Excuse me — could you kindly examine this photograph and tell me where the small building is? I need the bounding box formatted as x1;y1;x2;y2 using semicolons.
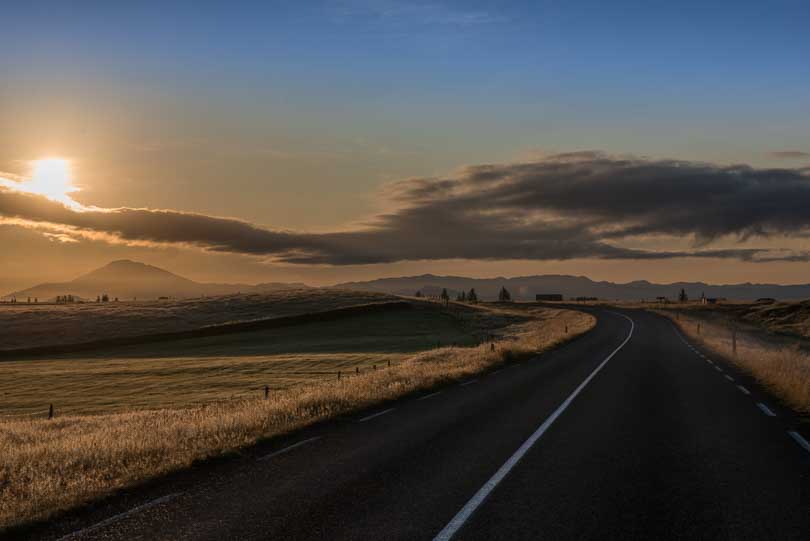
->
536;294;563;301
655;296;669;303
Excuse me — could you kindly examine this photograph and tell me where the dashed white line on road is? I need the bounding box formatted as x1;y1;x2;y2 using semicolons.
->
433;311;636;541
737;385;751;395
56;492;182;541
724;375;735;382
417;391;442;401
788;431;810;454
460;379;478;386
714;366;724;373
757;403;777;417
357;408;395;422
259;437;321;461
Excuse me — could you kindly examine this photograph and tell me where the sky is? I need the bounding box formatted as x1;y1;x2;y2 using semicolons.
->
1;0;810;291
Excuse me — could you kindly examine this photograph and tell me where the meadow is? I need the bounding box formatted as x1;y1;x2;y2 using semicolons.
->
0;288;397;350
0;304;480;416
0;298;594;531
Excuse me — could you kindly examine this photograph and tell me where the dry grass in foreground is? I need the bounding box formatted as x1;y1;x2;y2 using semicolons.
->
661;311;810;415
0;306;593;531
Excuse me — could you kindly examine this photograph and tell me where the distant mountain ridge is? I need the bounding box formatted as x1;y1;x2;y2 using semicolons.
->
5;260;309;301
334;274;810;301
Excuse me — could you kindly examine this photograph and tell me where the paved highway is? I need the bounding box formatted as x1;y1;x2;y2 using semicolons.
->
29;308;810;540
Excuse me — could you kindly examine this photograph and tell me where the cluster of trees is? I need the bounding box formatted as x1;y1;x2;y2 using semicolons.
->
0;297;35;304
96;294;110;302
414;286;514;303
55;295;78;304
454;289;479;303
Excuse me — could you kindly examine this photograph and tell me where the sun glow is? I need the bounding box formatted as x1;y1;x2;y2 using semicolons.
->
24;158;81;208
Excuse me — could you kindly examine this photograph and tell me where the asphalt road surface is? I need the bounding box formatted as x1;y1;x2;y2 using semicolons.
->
26;308;810;541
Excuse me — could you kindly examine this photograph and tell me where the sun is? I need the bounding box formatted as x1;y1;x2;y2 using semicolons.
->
26;158;81;208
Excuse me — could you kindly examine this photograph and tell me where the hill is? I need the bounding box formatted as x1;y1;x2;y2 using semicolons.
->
335;274;810;301
5;260;308;301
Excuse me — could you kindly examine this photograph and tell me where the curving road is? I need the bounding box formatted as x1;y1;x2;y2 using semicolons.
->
28;308;810;541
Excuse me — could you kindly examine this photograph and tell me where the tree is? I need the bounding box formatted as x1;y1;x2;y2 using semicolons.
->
499;286;512;302
102;294;109;302
440;288;449;304
414;290;423;298
468;288;478;303
678;288;688;303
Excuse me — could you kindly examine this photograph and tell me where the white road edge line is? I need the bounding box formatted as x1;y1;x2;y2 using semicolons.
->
56;493;182;541
757;403;777;417
357;408;395;423
418;391;443;401
714;366;724;373
460;379;478;386
259;436;321;461
788;431;810;454
432;311;635;541
737;385;751;395
724;375;735;382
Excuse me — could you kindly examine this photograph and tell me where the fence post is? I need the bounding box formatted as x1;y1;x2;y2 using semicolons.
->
338;370;341;380
697;323;701;335
373;364;377;371
264;385;269;400
356;367;359;375
565;324;568;334
490;343;495;352
48;403;54;420
387;359;391;368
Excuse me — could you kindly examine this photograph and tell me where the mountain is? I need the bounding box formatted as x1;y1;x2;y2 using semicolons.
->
334;274;810;301
5;260;308;301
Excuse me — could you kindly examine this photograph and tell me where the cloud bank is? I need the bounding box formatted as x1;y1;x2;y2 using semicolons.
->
3;152;810;265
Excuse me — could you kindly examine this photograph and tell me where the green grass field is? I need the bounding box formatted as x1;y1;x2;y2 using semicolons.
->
0;305;477;416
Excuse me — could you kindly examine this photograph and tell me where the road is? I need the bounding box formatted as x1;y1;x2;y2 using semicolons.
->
30;308;810;541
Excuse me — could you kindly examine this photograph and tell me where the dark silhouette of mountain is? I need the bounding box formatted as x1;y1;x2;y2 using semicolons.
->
6;260;308;301
334;274;810;301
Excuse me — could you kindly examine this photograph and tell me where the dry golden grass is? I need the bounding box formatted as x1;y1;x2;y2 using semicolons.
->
0;305;479;416
0;305;593;531
661;311;810;415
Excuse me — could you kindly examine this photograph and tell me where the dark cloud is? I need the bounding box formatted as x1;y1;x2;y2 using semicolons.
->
768;150;810;159
3;152;810;265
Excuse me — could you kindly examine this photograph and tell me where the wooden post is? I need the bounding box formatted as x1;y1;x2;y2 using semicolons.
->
697;323;701;335
48;403;54;420
565;324;568;334
264;385;269;400
356;367;359;375
373;364;377;371
387;360;391;368
490;343;495;352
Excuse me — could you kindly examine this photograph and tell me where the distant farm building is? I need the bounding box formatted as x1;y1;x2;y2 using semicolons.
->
536;294;563;301
575;296;598;302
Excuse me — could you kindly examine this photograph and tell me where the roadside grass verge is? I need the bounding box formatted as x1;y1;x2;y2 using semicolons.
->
0;305;594;531
659;310;810;415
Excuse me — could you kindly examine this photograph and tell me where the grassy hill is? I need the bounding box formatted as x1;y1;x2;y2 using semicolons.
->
0;288;396;351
